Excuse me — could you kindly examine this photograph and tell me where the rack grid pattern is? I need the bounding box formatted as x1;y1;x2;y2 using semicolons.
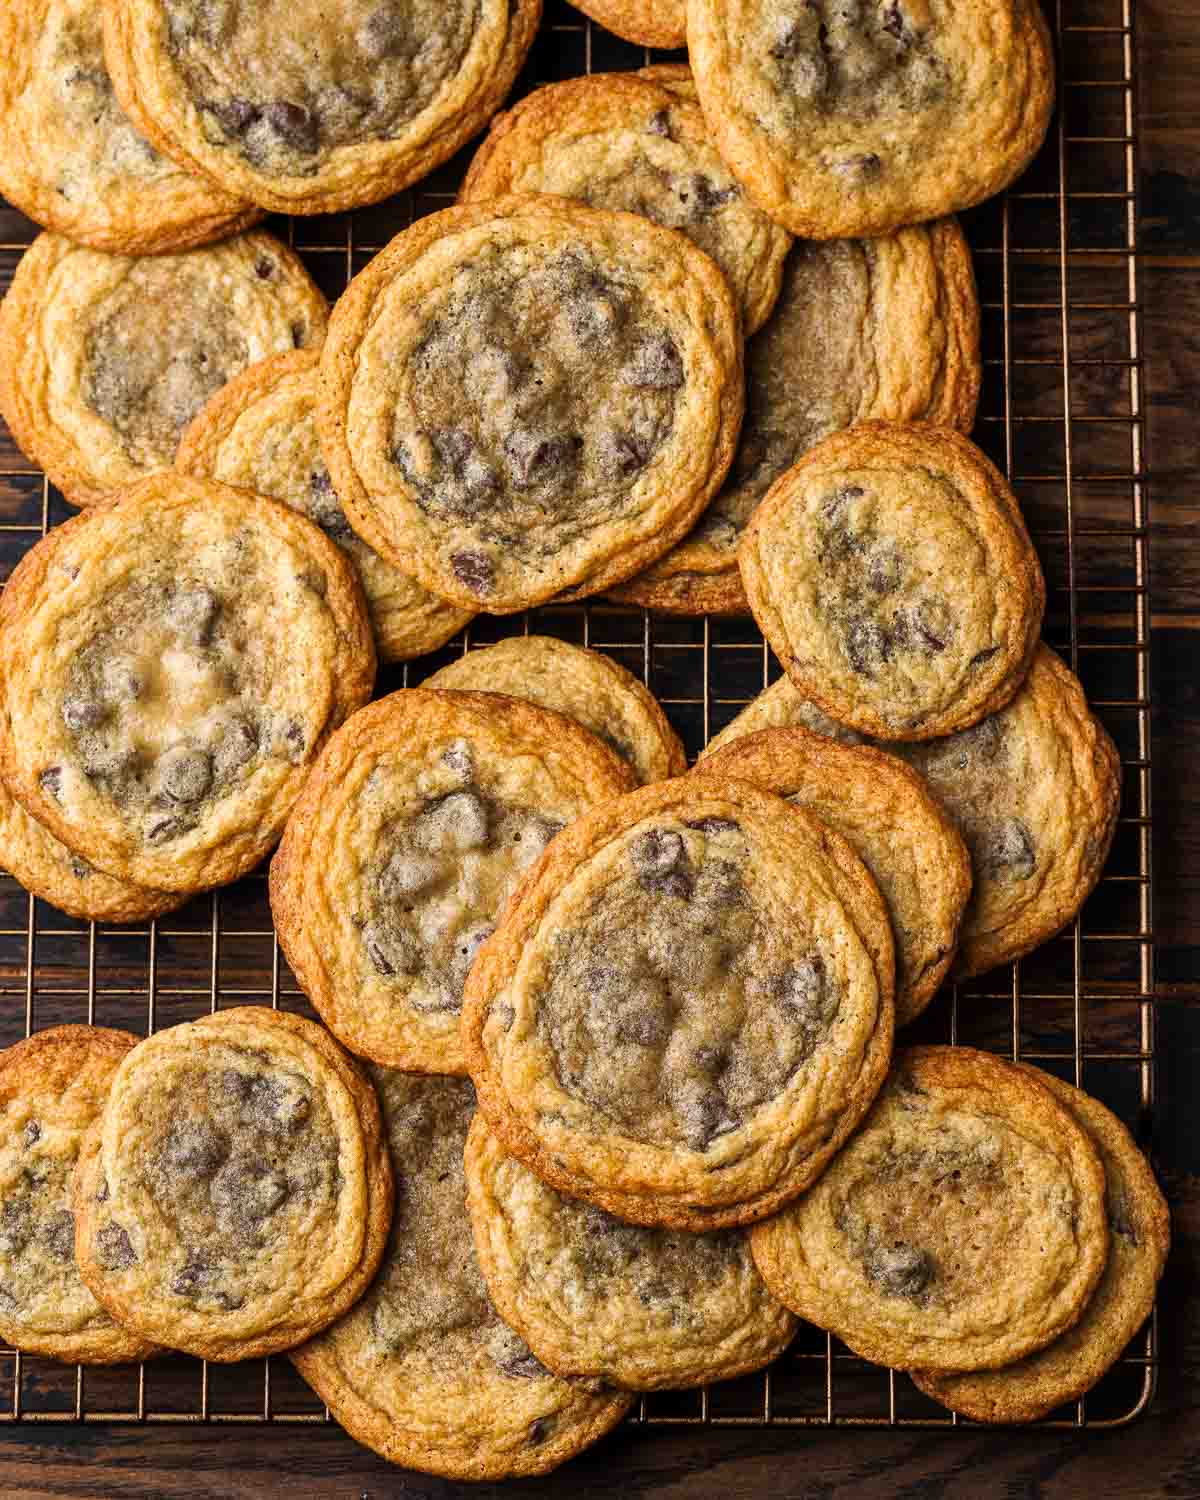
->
0;0;1156;1435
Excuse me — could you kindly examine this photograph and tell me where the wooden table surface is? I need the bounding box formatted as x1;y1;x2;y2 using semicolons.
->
5;2;1200;1496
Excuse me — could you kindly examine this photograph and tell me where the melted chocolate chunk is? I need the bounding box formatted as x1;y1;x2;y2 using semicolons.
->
865;1242;935;1300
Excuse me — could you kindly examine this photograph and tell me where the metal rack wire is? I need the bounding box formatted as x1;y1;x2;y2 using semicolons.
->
0;0;1155;1434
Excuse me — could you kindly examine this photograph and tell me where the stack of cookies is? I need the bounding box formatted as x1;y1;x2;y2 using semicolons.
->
0;0;1167;1478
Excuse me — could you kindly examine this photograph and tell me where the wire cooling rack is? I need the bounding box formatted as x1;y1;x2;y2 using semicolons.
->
0;0;1155;1436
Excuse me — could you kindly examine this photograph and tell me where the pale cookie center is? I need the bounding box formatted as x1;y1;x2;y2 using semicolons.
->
163;0;480;171
358;741;564;1015
82;261;255;466
94;1059;339;1310
46;574;306;847
536;821;843;1150
390;249;682;596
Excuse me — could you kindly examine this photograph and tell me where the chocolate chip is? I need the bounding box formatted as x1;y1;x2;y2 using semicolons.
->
214;717;258;777
689;175;736;215
527;1417;555;1446
359;4;410;59
881;3;905;41
0;1202;31;1256
96;1221;136;1270
39;767;63;801
170;1258;213;1298
631;828;685;880
432;427;499;500
647;108;672;137
211;1158;289;1228
488;1324;547;1379
291;321;307;348
981;818;1035;879
70;858;91;880
161;1121;228;1179
263;100;319;155
22;1121;40;1148
308;472;353;539
500;1350;546;1379
504;429;583;489
207;97;260;137
255;258;274;280
451;550;495;596
622;337;683;390
1110;1198;1139;1245
43;1210;75;1263
845;618;889;675
685;817;740;835
442;739;474;779
680;1088;739;1151
835;153;883;177
866;1242;934;1300
281;719;307;762
146;815;188;844
774;956;839;1035
603;431;652;478
62;696;107;732
363;921;418;979
167;586;220;644
159;747;212;804
970;646;1001;669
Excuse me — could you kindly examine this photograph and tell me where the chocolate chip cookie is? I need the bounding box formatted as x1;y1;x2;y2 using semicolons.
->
751;1046;1110;1372
465;1112;798;1390
568;0;685;49
462;776;895;1230
0;230;328;507
698;728;971;1025
0;776;184;925
177;351;474;663
318;196;743;613
422;635;686;786
701;675;865;758
460;73;792;335
0;0;259;254
0;1026;161;1363
0;473;375;894
270;688;636;1075
889;646;1122;979
688;0;1055;239
291;1070;632;1478
610;219;980;614
915;1065;1169;1422
740;424;1045;740
101;0;542;216
73;1006;393;1362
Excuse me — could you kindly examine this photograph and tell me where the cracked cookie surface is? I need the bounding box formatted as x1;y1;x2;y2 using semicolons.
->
0;473;375;894
73;1007;393;1362
291;1070;632;1478
178;351;473;663
461;72;791;336
101;0;541;215
317;197;742;613
462;776;894;1230
0;0;259;254
610;219;979;614
750;1046;1110;1371
698;727;971;1025
916;1065;1169;1421
270;688;636;1075
688;0;1054;238
740;424;1045;740
0;1026;161;1363
423;636;686;786
466;1112;797;1390
0;230;327;507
